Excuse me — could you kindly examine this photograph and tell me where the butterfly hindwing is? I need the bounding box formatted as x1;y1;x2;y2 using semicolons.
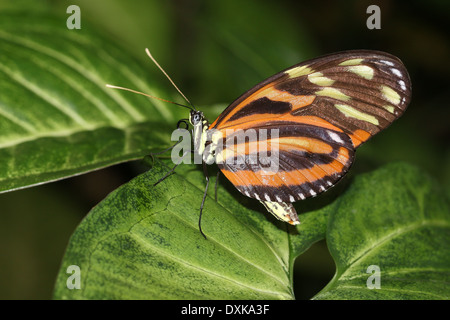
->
215;121;354;203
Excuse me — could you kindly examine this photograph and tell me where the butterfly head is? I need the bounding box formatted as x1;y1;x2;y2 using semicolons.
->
189;110;205;126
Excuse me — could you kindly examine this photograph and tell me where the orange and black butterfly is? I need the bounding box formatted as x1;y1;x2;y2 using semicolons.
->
108;49;412;237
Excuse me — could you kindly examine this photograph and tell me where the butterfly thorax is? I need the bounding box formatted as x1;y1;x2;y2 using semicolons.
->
189;110;212;162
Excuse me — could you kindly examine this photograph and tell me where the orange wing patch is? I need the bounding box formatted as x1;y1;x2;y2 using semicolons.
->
348;129;371;147
210;83;316;129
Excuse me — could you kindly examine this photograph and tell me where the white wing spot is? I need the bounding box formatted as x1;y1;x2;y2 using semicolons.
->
264;193;271;202
380;60;394;66
254;193;260;200
398;80;407;91
310;189;317;197
327;180;333;186
289;195;295;202
299;193;305;200
390;68;402;77
275;195;282;202
328;131;344;144
320;185;326;192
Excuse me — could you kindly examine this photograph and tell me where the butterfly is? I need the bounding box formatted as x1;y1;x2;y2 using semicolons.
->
108;49;412;238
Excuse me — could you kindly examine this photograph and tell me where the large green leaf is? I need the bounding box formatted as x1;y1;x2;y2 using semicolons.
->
52;159;328;299
0;13;184;193
314;163;450;299
53;162;449;299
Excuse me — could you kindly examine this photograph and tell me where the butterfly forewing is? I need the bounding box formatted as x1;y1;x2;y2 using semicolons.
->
274;50;411;147
210;50;411;204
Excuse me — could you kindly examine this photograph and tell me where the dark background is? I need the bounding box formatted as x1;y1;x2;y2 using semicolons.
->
0;0;448;299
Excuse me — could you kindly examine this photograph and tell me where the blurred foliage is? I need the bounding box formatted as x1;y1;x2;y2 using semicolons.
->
0;0;448;299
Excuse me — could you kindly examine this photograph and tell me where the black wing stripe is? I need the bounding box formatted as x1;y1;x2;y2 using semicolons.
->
227;97;292;121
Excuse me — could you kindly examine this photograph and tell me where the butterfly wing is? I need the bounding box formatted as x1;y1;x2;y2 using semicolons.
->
209;50;411;211
214;119;355;203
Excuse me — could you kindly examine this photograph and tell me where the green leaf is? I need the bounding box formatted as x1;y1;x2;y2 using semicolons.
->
0;13;184;193
54;162;449;300
314;163;450;300
53;159;328;299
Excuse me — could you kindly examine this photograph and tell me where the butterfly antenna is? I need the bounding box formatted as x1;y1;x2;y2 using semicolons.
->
105;84;193;110
145;48;196;111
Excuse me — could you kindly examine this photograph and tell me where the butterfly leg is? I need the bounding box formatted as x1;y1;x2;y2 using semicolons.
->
214;171;220;202
145;121;190;166
198;161;210;239
142;137;183;170
153;149;190;186
260;201;300;225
